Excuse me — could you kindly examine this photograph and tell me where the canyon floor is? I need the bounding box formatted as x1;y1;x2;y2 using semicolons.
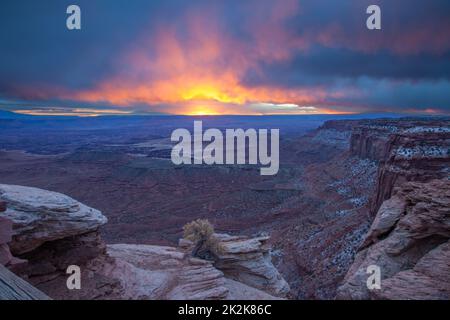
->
0;114;448;299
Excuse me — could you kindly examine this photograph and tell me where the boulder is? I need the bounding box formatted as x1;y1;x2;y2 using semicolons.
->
0;184;107;255
371;241;450;300
180;233;290;297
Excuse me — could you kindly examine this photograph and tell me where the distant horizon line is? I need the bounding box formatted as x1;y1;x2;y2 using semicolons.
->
0;102;448;118
1;108;449;119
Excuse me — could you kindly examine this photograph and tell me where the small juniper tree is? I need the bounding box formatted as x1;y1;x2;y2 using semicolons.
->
183;219;223;260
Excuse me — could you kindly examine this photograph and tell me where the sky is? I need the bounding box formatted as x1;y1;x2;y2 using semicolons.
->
0;0;450;116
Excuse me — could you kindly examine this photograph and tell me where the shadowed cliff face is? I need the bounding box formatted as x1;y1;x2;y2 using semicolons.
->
274;118;449;298
336;118;450;300
0;202;13;266
337;179;450;300
371;130;449;215
347;119;450;214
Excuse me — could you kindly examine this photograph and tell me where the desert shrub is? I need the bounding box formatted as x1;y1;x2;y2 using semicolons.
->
183;219;223;259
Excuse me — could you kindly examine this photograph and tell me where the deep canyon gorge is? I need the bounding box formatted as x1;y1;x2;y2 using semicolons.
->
0;116;449;299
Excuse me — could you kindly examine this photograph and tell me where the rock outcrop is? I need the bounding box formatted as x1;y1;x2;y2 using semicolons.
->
349;118;449;162
371;129;450;214
337;179;450;300
346;119;450;214
179;233;290;297
0;202;26;271
105;244;229;300
0;204;13;266
0;184;107;255
280;117;450;299
0;184;285;300
213;234;290;297
104;244;279;300
350;125;393;161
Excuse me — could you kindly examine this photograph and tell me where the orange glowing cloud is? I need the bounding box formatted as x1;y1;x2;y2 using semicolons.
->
63;1;338;115
4;1;450;116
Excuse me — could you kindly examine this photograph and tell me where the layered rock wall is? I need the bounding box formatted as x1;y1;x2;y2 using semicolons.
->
179;233;290;297
371;130;449;214
337;179;450;300
0;202;13;266
346;120;450;214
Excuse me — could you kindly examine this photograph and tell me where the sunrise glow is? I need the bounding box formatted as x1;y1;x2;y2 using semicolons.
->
2;0;449;116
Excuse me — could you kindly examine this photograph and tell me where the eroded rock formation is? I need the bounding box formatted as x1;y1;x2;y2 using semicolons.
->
0;204;13;266
213;234;290;297
336;118;449;300
337;179;450;300
0;202;26;271
179;233;290;297
0;184;107;255
294;118;450;299
347;119;450;214
0;184;285;300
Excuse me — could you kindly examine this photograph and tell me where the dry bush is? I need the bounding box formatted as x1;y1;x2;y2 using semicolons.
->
183;219;224;259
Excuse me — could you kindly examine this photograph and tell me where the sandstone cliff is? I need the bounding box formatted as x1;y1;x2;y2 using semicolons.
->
314;118;449;300
337;179;450;299
336;118;450;300
0;204;14;266
347;119;449;214
0;184;287;300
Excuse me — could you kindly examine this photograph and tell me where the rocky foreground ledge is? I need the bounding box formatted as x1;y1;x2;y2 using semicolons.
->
0;184;287;300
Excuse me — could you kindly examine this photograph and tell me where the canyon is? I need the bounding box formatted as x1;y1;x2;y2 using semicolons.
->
0;115;449;299
171;120;280;175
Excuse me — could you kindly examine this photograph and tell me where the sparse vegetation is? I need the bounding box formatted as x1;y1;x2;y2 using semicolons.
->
183;219;224;259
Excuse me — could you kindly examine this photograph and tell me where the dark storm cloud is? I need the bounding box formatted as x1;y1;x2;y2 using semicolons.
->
0;0;167;90
242;48;450;88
